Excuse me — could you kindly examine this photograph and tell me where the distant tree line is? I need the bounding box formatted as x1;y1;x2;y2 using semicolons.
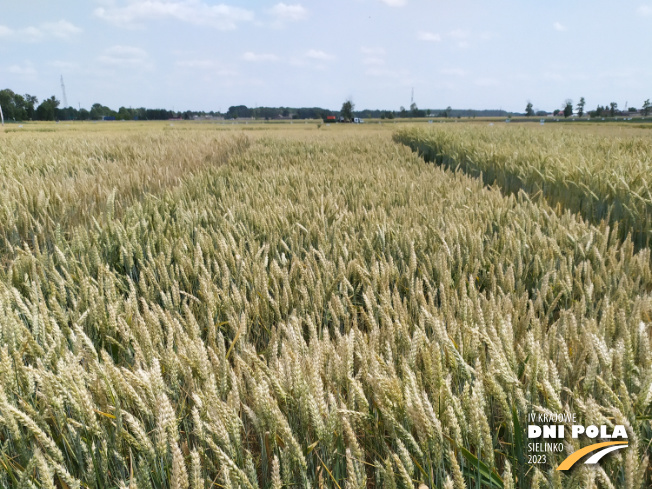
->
587;101;649;118
227;103;511;121
526;97;651;119
0;89;510;122
224;105;336;120
9;86;649;124
0;88;221;122
0;89;39;120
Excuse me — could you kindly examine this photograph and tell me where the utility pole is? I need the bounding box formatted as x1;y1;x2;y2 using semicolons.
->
60;75;68;108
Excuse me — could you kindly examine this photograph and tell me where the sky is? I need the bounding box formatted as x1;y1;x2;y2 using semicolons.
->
1;1;651;113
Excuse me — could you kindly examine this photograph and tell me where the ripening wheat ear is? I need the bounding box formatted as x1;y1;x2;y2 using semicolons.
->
34;448;57;489
270;454;282;489
502;460;514;489
171;442;189;489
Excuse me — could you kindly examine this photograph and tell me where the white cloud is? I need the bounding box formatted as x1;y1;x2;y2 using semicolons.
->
0;20;81;41
48;60;81;70
361;46;385;67
270;3;307;22
41;20;83;38
637;4;652;15
379;0;407;6
8;61;37;78
94;1;254;30
418;31;441;42
243;51;279;62
365;67;409;79
364;67;418;86
306;49;334;61
419;29;476;46
99;45;150;66
176;59;215;69
553;22;567;31
22;26;44;41
361;46;385;56
363;57;384;66
176;59;238;76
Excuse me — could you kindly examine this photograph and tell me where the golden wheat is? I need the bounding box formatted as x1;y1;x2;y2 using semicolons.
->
394;123;652;247
0;122;649;488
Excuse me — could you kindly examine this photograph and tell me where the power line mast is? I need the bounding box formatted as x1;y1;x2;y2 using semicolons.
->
60;75;68;108
411;87;414;105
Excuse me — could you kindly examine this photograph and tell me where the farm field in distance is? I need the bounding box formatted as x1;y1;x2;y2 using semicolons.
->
0;120;651;488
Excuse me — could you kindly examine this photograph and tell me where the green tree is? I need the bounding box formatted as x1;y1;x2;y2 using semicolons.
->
90;103;117;120
643;99;651;116
226;105;252;119
117;106;135;120
563;100;573;118
90;103;104;120
525;102;534;117
609;102;618;117
35;96;60;121
12;94;28;120
0;91;36;121
592;105;605;118
0;89;16;120
56;106;78;120
24;94;38;120
340;99;354;122
576;97;586;118
410;102;425;117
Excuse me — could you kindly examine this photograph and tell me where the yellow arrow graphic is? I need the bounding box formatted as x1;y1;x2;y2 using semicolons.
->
557;441;628;471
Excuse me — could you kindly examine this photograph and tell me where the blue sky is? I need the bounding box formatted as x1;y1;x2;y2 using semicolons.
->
1;1;651;112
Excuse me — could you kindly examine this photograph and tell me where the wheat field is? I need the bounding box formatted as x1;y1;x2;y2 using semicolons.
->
394;123;652;248
0;122;650;488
